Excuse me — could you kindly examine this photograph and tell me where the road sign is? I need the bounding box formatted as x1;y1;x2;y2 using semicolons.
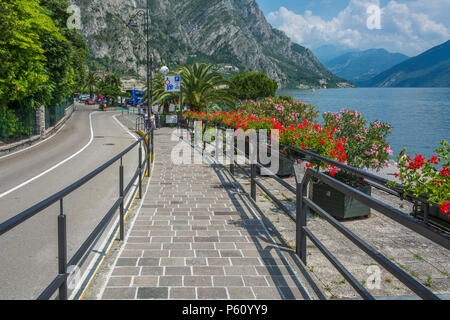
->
164;75;181;92
166;115;178;124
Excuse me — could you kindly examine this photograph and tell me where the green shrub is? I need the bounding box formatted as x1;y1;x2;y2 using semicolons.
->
0;107;19;139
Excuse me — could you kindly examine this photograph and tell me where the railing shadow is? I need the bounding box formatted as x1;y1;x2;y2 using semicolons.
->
178;131;322;300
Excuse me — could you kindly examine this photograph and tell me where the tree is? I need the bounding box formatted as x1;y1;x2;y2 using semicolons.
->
40;0;88;105
84;72;99;98
0;0;61;109
231;72;278;101
177;63;236;112
97;73;122;104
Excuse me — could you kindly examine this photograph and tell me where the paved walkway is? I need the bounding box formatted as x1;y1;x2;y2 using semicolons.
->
99;128;311;300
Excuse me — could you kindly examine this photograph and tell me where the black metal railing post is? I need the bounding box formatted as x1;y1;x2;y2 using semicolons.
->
251;163;256;200
294;165;307;264
138;142;142;199
119;159;124;241
147;130;150;177
151;128;154;163
424;202;429;224
202;121;207;151
57;199;67;300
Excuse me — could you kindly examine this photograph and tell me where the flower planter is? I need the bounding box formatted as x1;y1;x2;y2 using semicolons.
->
311;182;371;220
415;204;450;230
257;144;295;177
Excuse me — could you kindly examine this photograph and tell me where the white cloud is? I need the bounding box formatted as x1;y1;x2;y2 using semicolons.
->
266;0;450;56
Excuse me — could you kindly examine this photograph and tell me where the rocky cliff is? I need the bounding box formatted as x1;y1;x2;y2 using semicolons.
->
71;0;351;88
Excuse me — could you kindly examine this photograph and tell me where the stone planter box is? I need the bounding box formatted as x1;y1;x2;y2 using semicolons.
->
257;144;295;177
312;182;372;220
258;145;317;177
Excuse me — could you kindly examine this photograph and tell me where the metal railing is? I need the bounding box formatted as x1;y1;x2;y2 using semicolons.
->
136;114;145;132
184;119;450;300
0;126;154;300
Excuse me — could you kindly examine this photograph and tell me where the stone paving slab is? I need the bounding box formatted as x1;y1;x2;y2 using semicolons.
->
99;128;310;300
229;155;450;299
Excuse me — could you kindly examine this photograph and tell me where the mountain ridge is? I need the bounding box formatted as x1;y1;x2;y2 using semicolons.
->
363;40;450;87
324;48;410;86
70;0;352;88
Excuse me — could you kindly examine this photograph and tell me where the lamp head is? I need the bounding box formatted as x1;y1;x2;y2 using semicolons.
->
127;19;138;28
160;66;169;75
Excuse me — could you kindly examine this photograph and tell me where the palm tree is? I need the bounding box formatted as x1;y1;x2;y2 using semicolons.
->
177;63;236;112
84;72;99;98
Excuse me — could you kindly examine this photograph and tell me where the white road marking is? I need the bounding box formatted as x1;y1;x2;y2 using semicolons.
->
0;111;99;199
69;114;145;300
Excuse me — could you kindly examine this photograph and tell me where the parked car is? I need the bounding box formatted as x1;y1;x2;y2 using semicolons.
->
79;94;90;102
85;98;96;105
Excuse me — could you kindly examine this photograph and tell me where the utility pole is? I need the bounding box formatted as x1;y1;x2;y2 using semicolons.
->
146;0;152;127
127;0;152;129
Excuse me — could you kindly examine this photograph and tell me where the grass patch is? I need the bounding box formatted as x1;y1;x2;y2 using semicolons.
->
263;194;281;210
281;192;293;202
438;269;448;277
413;253;425;262
397;262;410;272
425;275;433;288
332;279;346;285
362;263;378;267
409;271;419;278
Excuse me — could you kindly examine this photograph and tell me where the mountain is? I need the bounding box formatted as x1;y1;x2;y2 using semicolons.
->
364;40;450;87
70;0;351;88
324;49;409;86
312;45;359;64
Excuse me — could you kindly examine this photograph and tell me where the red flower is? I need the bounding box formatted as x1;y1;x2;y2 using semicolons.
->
440;166;449;178
428;156;439;165
306;163;314;168
408;154;426;171
440;202;450;215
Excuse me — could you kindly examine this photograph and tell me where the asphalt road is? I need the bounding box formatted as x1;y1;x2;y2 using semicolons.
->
0;104;142;299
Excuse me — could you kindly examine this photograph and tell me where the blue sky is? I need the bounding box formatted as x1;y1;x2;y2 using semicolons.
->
255;0;450;56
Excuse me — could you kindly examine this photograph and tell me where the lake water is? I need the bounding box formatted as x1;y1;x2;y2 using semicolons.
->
277;88;450;160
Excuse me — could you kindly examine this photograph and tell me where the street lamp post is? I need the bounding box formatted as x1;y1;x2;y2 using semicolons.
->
127;0;152;129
